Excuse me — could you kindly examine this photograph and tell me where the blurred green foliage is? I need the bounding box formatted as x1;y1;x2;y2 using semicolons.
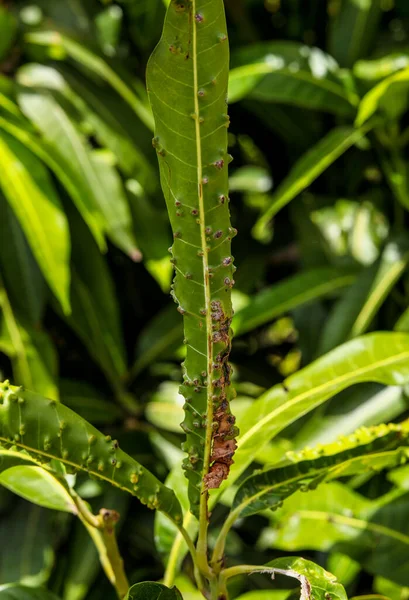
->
3;0;409;598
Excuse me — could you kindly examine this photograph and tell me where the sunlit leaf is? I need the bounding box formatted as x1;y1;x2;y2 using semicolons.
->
0;131;70;313
229;42;357;114
252;127;370;243
0;466;75;513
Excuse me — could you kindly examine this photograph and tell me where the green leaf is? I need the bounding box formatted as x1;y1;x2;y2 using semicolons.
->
125;582;182;600
0;587;60;600
0;115;105;252
0;381;183;525
260;483;409;587
0;502;54;586
318;239;409;354
17;90;138;257
126;180;172;289
95;5;123;55
229;41;357;114
265;557;347;600
0;130;71;314
25;31;154;131
154;460;194;570
130;303;182;379
0;286;59;400
233;267;355;336
0;7;17;63
147;0;237;513
90;150;140;259
234;593;291;600
252;127;370;243
293;383;408;450
356;67;409;126
0;466;75;513
222;333;409;495
329;0;382;68
18;63;139;256
60;380;122;425
232;421;409;517
55;64;155;185
0;194;47;325
354;54;409;82
146;382;184;433
63;207;127;387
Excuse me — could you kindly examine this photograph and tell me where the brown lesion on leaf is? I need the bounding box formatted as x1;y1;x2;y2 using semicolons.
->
204;301;238;490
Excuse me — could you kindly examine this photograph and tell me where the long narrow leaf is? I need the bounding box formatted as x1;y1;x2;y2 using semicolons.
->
0;131;70;313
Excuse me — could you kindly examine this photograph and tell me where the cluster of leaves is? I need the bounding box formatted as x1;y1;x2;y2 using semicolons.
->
2;0;409;599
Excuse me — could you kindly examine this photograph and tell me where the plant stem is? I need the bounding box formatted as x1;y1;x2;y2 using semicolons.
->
163;512;207;594
210;577;222;600
211;508;241;573
73;493;129;599
101;525;130;599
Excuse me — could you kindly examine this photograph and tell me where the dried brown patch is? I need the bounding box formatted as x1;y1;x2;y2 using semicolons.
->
204;301;238;490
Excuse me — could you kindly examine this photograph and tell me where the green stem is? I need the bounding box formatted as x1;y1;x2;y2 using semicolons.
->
211;508;241;573
163;513;206;595
73;493;129;599
101;526;130;599
210;577;222;600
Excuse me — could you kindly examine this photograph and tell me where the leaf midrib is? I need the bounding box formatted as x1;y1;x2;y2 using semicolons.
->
238;349;409;450
290;509;409;548
192;0;214;504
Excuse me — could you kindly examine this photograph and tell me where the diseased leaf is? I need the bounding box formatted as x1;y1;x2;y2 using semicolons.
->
147;0;237;514
232;421;409;517
260;482;409;587
293;383;408;450
229;41;357;114
0;130;71;314
222;333;409;495
0;382;183;525
253;127;370;243
265;557;347;600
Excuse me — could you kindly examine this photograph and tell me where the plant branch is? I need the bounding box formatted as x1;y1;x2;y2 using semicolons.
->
73;493;129;599
211;507;241;572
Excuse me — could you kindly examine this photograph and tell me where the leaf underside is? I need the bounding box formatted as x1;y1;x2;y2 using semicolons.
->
147;0;238;515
